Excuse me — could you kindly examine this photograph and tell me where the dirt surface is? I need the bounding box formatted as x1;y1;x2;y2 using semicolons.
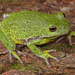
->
0;0;75;75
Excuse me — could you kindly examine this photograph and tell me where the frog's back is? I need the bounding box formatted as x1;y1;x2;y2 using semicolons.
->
1;10;70;40
1;10;52;39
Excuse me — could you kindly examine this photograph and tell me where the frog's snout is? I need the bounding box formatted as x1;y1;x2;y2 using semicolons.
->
49;26;57;32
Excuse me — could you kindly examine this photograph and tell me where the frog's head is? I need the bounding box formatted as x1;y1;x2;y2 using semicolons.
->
41;12;70;37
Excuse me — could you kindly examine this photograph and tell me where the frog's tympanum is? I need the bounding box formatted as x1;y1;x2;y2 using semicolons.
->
0;10;75;67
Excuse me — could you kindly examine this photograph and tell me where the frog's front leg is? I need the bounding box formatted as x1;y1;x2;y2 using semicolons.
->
67;31;75;45
0;30;24;63
27;38;59;67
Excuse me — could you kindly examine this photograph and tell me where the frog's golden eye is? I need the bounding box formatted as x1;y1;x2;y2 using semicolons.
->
49;26;57;32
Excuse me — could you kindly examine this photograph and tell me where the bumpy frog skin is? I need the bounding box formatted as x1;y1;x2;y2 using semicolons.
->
0;10;75;67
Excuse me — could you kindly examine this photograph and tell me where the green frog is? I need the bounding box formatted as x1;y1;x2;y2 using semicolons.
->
0;10;75;67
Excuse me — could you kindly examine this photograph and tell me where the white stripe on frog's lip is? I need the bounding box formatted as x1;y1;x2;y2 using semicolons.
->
3;14;10;19
22;31;69;45
16;31;69;45
41;31;70;38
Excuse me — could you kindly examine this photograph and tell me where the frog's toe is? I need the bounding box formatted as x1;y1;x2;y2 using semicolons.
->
9;52;13;63
53;57;60;62
45;59;51;67
69;40;72;45
68;39;75;45
17;51;26;57
44;49;56;53
67;37;75;45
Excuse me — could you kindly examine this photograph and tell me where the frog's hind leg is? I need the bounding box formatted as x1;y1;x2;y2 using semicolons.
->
0;30;25;63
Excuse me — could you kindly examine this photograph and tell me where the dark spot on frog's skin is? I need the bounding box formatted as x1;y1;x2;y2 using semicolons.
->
16;35;19;38
26;21;32;23
23;30;25;32
49;26;57;32
17;39;19;41
26;21;29;23
64;27;66;29
11;27;16;30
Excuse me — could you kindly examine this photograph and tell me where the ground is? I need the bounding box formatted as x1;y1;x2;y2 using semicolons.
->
0;0;75;75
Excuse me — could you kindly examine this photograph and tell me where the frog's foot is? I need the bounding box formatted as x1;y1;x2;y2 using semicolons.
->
8;50;26;63
45;57;59;67
68;37;75;45
67;31;75;45
39;51;59;67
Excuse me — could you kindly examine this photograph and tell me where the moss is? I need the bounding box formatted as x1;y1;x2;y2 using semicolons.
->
6;63;36;72
42;42;75;53
1;0;18;3
42;63;47;67
0;63;2;69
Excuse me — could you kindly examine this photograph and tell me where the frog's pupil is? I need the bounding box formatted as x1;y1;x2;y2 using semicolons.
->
49;26;57;32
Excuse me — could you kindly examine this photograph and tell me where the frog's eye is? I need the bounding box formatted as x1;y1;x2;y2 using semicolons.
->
49;26;57;32
62;13;65;17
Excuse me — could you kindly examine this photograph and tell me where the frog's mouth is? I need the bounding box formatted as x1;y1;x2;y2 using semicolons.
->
41;30;70;38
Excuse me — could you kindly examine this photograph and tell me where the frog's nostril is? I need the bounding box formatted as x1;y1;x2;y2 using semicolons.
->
49;26;57;32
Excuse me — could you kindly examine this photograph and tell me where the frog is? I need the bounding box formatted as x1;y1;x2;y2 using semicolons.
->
0;10;75;67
